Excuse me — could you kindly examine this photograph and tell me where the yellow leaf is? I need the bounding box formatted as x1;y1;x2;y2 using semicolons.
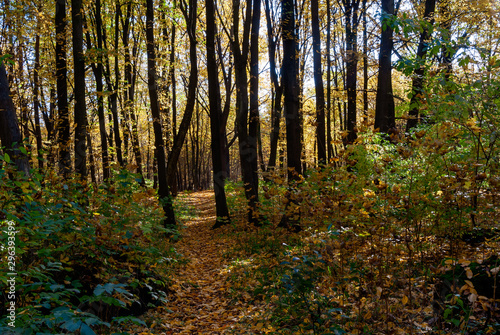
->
466;267;473;279
402;295;409;305
465;280;474;288
376;287;383;299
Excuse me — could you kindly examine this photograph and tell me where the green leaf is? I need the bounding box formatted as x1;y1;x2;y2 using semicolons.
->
4;153;10;163
80;323;97;335
94;284;105;296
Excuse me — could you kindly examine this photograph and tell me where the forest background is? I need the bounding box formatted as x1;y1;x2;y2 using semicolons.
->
1;0;500;333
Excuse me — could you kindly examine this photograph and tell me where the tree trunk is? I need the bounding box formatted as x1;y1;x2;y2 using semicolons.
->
374;0;396;135
72;0;88;178
146;0;175;229
94;0;110;180
281;0;301;180
326;0;333;160
164;0;198;226
231;0;259;225
56;0;71;177
206;0;231;228
279;0;302;231
0;63;30;175
362;0;368;123
34;33;43;170
406;0;436;131
102;2;123;167
312;0;326;164
343;0;361;144
249;0;262;222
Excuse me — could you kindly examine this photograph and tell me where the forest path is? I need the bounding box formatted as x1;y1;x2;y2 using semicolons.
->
155;190;253;334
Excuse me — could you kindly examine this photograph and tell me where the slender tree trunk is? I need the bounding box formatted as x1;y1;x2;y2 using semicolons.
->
279;0;302;231
231;0;259;224
326;0;333;160
343;0;361;144
146;0;175;229
374;0;396;135
87;132;97;183
125;28;145;184
164;0;198;226
206;0;231;228
312;0;326;164
282;0;301;180
94;0;110;180
72;0;88;178
0;64;30;175
439;0;452;81
362;0;368;122
34;33;43;169
56;0;71;177
406;0;436;131
102;3;123;166
248;0;262;222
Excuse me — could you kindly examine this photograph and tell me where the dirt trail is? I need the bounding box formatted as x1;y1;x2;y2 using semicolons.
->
157;191;253;334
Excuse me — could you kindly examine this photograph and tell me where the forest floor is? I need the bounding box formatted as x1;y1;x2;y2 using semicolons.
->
128;191;260;334
120;189;500;335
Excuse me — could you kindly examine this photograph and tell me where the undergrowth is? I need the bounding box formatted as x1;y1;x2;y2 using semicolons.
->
0;167;178;334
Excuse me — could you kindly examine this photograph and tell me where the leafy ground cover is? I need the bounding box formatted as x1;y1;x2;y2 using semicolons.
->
2;82;500;333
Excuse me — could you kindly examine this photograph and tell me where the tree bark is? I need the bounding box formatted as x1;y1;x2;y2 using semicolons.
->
231;0;260;224
56;0;71;177
164;0;198;226
279;0;302;231
342;0;361;144
0;63;30;175
72;0;88;178
406;0;436;131
146;0;175;229
281;0;301;180
249;0;262;222
374;0;396;135
312;0;326;164
206;0;231;228
264;0;282;172
34;33;43;169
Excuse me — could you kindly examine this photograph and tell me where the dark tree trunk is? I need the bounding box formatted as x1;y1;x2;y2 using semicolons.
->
439;0;453;81
0;64;30;175
206;0;231;228
168;13;177;194
72;0;88;178
312;0;326;164
374;0;396;135
122;1;144;182
362;0;368;122
87;132;97;184
342;0;361;144
264;0;282;172
146;0;175;229
94;0;110;180
326;0;334;160
164;0;198;226
406;0;436;131
103;2;123;167
56;0;71;177
249;0;262;222
34;33;43;169
279;0;302;231
281;0;301;180
231;0;259;225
